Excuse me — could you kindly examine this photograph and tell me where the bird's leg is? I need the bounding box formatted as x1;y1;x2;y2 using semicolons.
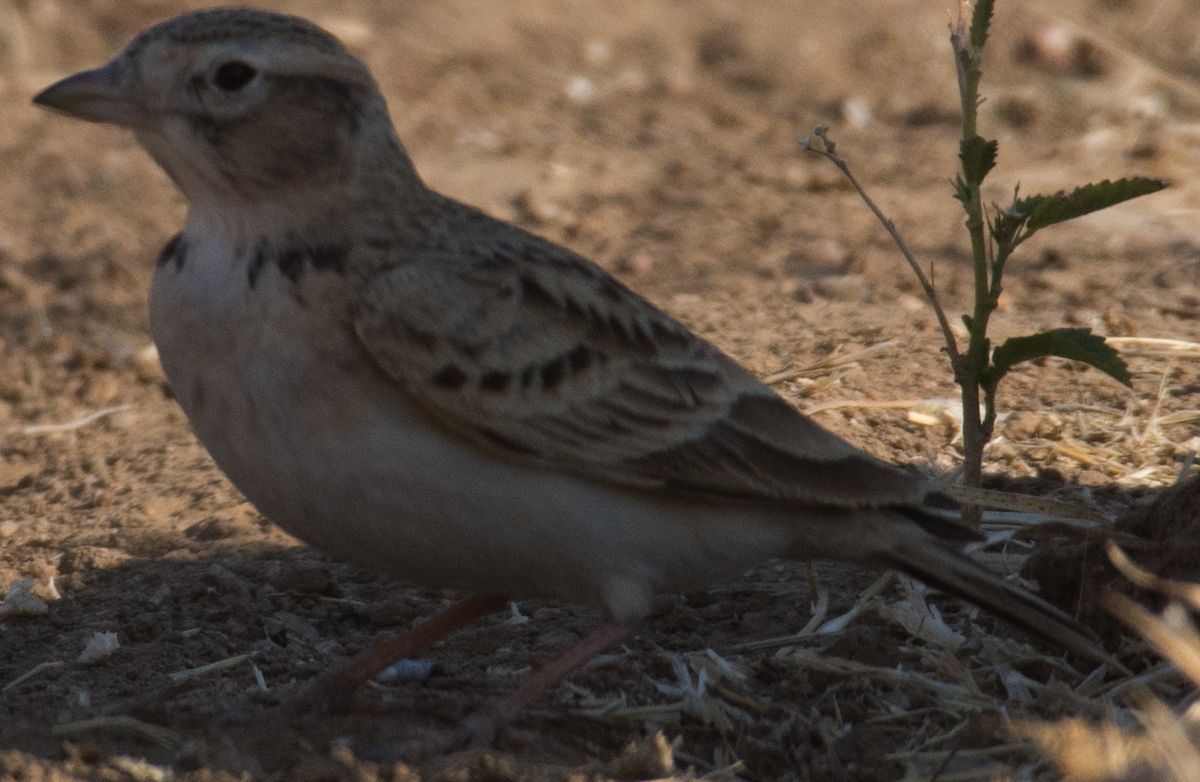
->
453;620;633;750
214;594;510;730
358;619;633;761
315;593;510;712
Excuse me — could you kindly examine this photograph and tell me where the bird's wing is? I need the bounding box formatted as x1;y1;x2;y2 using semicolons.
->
352;236;927;509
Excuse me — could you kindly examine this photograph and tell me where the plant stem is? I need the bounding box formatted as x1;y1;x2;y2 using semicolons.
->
953;10;990;528
800;129;961;371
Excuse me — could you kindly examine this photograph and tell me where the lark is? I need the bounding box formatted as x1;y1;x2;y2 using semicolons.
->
34;8;1105;749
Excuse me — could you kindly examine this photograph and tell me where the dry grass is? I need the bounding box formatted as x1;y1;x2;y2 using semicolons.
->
1015;542;1200;782
582;333;1200;780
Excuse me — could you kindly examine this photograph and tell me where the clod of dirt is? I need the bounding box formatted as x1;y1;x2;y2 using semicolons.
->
605;732;675;781
1023;475;1200;643
1014;25;1109;78
58;546;131;574
1117;475;1200;585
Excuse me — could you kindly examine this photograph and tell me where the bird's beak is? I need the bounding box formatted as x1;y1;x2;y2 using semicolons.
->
33;62;146;127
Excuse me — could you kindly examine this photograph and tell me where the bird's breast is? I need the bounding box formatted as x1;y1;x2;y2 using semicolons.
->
145;231;796;617
147;231;416;549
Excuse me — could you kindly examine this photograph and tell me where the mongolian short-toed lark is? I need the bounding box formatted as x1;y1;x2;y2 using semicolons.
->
35;7;1105;745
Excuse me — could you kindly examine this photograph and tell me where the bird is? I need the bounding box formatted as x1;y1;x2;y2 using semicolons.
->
33;7;1106;751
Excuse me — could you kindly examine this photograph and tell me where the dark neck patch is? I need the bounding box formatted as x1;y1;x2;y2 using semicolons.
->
247;238;349;287
156;233;188;270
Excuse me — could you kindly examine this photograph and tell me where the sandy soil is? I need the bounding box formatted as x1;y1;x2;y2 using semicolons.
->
2;0;1200;780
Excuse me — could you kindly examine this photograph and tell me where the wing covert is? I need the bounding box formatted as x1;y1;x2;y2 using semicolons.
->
351;240;926;508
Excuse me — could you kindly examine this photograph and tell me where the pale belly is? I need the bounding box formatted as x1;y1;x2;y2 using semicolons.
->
147;241;796;621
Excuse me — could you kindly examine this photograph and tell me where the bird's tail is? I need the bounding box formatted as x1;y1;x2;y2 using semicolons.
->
881;538;1114;667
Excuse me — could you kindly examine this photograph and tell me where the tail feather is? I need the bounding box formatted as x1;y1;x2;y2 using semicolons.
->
883;539;1115;667
897;492;981;543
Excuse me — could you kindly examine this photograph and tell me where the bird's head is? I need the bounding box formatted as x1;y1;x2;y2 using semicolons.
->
33;8;416;215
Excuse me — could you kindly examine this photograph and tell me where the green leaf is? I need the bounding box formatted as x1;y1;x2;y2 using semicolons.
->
952;174;971;206
970;0;994;51
990;328;1131;387
1015;178;1166;233
990;206;1024;248
959;136;998;185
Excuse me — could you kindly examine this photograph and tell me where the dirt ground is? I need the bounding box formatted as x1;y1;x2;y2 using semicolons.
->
2;0;1200;780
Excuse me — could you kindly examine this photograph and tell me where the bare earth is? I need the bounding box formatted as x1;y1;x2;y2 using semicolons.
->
2;1;1200;780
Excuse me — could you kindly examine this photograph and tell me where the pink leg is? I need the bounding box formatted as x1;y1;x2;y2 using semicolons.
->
352;620;633;759
316;593;509;710
457;620;633;747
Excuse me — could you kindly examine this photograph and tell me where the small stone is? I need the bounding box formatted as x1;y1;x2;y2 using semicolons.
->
81;371;121;407
1005;411;1041;440
511;188;561;225
132;343;165;383
1015;25;1107;77
265;611;320;643
58;546;131;574
814;274;866;302
564;75;595;103
376;658;438;683
78;631;120;664
608;731;676;781
273;562;336;595
842;97;872;128
791;239;846;268
0;578;49;616
619;252;655;275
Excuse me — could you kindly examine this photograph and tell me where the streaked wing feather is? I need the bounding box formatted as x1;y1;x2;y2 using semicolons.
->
351;240;926;509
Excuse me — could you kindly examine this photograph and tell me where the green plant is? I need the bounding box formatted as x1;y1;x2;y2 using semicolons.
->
804;0;1165;525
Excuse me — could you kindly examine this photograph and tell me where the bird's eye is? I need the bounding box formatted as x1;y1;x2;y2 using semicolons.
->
212;61;258;92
